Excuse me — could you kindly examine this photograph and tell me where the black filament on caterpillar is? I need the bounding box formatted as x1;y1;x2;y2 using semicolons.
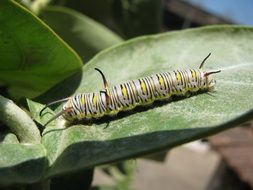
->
40;53;221;127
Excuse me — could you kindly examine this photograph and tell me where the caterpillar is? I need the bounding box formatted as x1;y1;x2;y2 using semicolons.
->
40;53;221;127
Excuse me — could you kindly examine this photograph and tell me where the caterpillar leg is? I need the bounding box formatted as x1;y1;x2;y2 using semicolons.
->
104;122;110;129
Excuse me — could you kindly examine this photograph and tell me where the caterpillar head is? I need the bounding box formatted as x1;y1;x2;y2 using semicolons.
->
203;71;219;91
62;100;74;121
39;97;72;127
199;53;221;91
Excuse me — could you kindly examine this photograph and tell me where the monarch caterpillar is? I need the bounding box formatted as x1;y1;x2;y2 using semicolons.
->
40;53;221;127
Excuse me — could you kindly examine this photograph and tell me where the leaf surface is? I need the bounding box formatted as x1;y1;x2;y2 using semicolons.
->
35;26;253;177
0;0;82;99
0;143;46;186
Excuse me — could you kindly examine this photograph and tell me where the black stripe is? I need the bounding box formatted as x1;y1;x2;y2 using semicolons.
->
112;86;123;108
149;75;158;98
87;94;93;114
143;77;153;99
72;95;80;114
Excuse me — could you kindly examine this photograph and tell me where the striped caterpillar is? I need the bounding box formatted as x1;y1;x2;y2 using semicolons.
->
40;53;220;127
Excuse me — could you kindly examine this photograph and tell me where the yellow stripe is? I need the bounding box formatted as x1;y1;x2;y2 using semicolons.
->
93;95;97;105
159;76;165;88
81;95;85;105
122;85;128;97
176;72;181;81
140;80;147;93
191;70;196;79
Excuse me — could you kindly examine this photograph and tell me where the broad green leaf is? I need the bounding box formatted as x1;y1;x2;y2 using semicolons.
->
41;6;123;63
0;95;40;143
0;0;82;99
0;143;46;186
34;26;253;177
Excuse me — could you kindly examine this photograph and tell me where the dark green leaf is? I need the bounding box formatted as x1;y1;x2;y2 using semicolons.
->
50;169;94;190
41;6;123;63
0;0;82;99
0;143;46;186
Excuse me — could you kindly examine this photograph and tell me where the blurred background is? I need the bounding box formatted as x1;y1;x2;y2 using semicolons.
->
49;0;253;36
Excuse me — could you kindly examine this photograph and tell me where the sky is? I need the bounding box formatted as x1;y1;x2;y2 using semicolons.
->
185;0;253;25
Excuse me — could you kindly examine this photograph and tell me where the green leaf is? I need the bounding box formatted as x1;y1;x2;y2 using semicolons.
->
0;96;46;186
0;0;82;99
0;95;41;143
0;143;46;186
40;6;123;63
35;26;253;177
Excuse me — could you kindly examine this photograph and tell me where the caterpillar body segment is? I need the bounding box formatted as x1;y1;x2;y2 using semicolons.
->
40;53;221;127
